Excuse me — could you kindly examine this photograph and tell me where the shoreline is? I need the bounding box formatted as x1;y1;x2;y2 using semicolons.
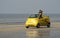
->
0;21;60;25
0;22;25;25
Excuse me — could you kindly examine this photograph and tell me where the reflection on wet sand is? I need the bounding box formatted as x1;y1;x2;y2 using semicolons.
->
26;26;60;38
26;28;51;38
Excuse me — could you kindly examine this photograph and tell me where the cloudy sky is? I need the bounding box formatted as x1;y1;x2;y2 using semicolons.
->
0;0;60;14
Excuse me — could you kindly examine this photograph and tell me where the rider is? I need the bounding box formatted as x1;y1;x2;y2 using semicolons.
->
38;9;43;18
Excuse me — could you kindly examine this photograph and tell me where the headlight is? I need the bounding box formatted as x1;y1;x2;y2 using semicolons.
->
32;20;37;23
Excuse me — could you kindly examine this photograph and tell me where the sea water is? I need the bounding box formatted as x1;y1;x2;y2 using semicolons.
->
0;14;60;24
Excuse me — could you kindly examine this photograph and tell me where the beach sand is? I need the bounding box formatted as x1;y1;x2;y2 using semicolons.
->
0;21;60;38
0;21;60;29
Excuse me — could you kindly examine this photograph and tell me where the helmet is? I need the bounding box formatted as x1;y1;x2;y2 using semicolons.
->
39;9;43;13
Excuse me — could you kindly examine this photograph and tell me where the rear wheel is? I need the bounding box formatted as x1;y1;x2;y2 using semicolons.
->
36;23;40;28
47;23;50;28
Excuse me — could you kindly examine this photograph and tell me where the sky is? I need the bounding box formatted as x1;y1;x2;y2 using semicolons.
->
0;0;60;14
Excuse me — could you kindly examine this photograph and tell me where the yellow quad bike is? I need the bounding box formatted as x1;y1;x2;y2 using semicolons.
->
25;14;50;28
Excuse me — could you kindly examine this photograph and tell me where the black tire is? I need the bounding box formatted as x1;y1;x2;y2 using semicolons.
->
36;23;40;28
47;23;50;28
26;26;29;28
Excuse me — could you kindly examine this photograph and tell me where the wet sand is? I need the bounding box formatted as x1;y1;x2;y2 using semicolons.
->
0;22;60;38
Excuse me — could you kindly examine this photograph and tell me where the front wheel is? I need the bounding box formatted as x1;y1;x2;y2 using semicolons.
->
36;23;40;28
26;26;29;28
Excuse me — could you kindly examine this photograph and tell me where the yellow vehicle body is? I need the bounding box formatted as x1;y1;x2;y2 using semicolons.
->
25;14;50;28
